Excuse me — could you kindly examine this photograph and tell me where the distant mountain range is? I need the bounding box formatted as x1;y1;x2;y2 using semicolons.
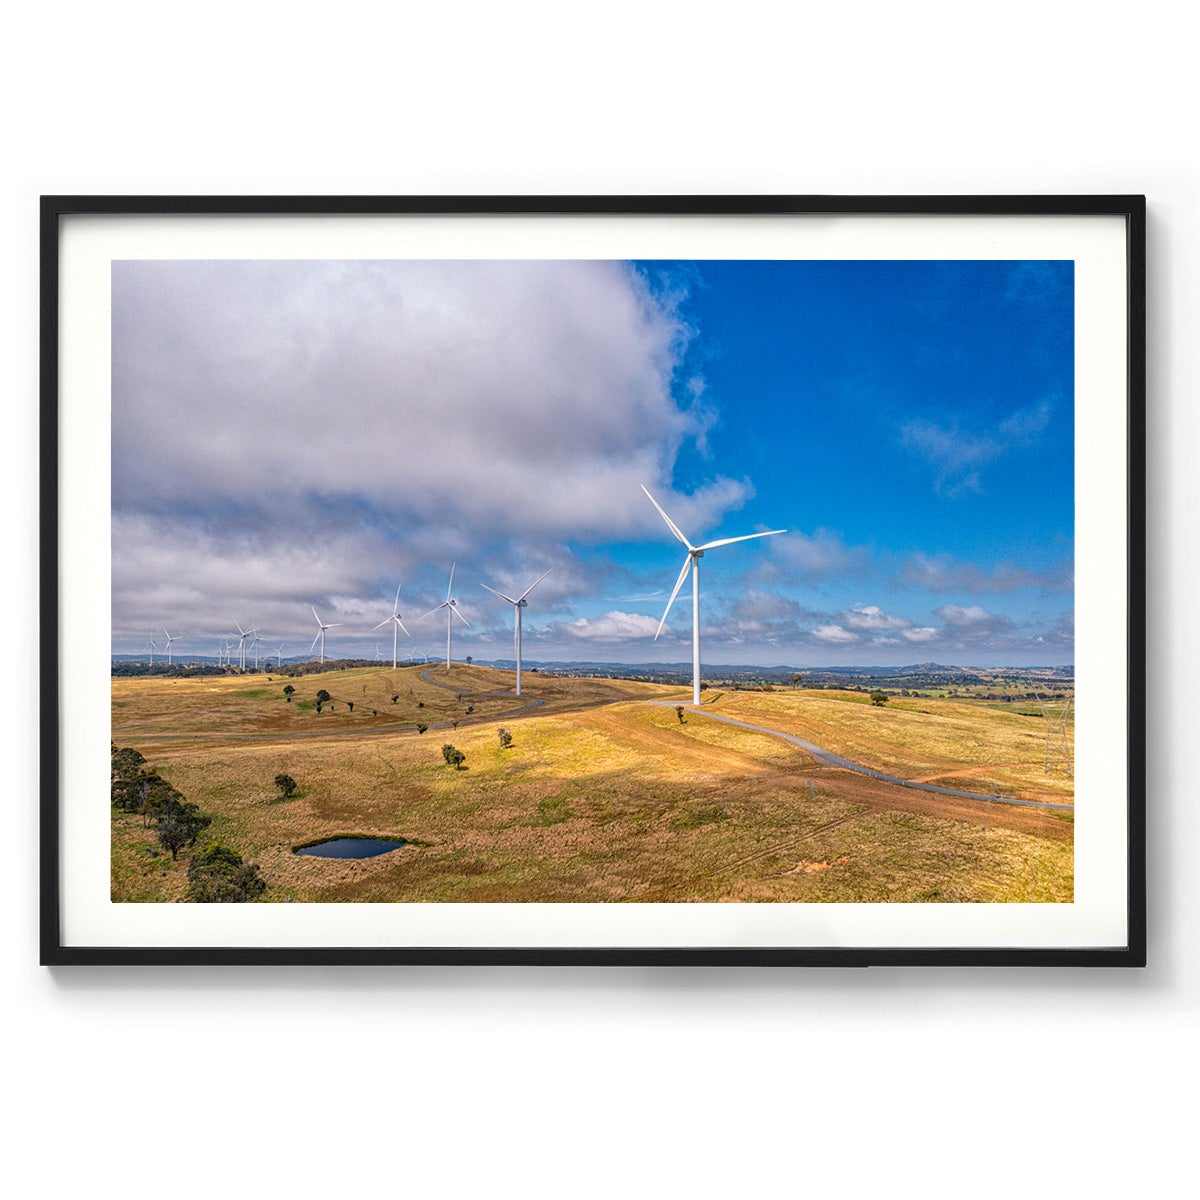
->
111;655;1073;684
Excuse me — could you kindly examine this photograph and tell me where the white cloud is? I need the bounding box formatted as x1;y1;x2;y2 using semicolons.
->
902;551;1073;595
841;604;911;631
771;529;866;580
901;627;940;643
812;624;858;643
900;399;1058;496
113;260;746;541
110;260;758;645
552;611;666;643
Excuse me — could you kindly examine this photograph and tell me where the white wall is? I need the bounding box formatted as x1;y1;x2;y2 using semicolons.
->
4;4;1194;1195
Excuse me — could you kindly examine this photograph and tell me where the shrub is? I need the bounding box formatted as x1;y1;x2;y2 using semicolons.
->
869;690;889;707
274;773;298;799
675;706;686;724
315;689;331;703
498;727;513;748
416;723;428;734
186;843;267;903
441;743;465;770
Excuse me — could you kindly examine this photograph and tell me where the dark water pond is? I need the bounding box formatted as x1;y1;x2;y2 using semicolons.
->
295;837;407;859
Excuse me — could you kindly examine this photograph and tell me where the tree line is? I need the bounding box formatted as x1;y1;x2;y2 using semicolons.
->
111;744;266;902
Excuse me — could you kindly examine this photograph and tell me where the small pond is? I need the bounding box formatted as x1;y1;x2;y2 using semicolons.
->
295;837;407;860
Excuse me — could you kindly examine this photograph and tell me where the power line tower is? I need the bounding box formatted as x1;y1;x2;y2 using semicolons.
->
1036;692;1074;777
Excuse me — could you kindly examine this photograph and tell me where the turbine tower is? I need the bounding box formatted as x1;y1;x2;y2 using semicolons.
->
162;628;180;666
642;484;785;706
418;563;471;670
310;606;343;667
373;582;411;669
481;568;553;697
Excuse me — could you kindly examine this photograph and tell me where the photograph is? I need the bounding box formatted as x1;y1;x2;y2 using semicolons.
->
45;200;1141;961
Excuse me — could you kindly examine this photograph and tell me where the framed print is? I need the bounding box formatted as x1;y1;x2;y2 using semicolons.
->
41;195;1146;965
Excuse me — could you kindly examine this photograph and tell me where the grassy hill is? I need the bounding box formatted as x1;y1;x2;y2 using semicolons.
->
111;665;1073;904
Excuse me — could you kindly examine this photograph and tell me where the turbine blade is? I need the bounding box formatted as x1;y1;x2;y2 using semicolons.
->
641;485;694;550
482;583;518;605
310;631;322;653
517;567;555;603
397;620;411;637
327;623;344;629
447;562;456;602
311;606;322;624
373;618;391;630
417;603;448;621
393;581;402;612
656;553;693;639
696;529;787;552
452;606;471;627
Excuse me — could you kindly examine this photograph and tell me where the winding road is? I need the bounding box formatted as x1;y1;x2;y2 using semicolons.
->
642;701;1073;813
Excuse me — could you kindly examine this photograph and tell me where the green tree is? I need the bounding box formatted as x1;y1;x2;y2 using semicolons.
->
441;743;465;770
154;802;210;860
869;690;889;707
789;674;804;689
186;844;267;903
316;688;331;703
675;705;687;724
283;684;295;701
497;727;513;748
274;773;298;799
416;723;428;734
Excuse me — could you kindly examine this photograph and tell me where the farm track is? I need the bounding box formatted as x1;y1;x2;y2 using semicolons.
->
642;702;1073;813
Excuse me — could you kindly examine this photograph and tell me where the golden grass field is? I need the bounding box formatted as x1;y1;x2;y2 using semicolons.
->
111;666;1073;904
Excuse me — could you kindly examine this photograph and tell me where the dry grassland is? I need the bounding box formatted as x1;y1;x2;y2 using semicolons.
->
709;689;1074;803
111;668;1073;904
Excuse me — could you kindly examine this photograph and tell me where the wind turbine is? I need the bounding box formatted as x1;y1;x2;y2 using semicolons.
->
310;606;343;666
251;628;264;670
481;568;553;696
642;484;785;706
145;633;158;666
162;628;180;666
418;564;471;670
233;621;257;671
275;643;285;669
373;582;411;669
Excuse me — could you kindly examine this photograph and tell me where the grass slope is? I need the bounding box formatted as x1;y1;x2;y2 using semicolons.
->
111;667;1073;904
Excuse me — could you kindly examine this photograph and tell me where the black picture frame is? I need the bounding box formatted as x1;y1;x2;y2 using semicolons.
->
41;194;1146;966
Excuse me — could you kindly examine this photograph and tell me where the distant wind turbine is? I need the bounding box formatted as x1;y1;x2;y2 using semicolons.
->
373;582;411;669
418;564;470;670
162;628;180;666
275;643;285;669
481;568;553;696
233;621;257;671
310;606;343;666
145;633;158;666
642;484;785;706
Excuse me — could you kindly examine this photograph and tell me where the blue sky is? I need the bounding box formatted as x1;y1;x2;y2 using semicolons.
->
111;258;1073;666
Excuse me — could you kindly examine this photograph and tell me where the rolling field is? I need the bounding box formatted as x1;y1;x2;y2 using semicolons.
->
111;666;1073;904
